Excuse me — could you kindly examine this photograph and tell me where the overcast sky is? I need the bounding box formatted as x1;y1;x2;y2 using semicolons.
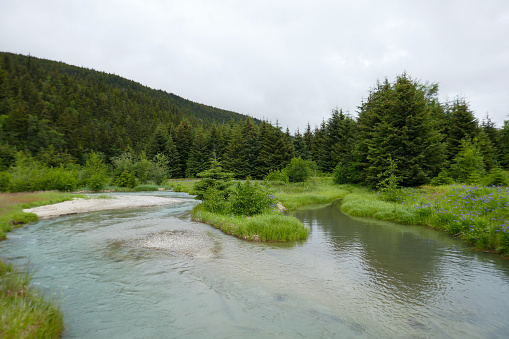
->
1;0;508;133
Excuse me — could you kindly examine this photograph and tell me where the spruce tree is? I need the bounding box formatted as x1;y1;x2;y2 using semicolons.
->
356;74;445;187
293;129;311;160
147;124;169;158
224;123;248;179
186;127;210;177
173;120;193;178
166;135;180;179
243;117;260;178
445;98;479;161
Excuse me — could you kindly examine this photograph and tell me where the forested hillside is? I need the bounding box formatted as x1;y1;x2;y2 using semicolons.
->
1;52;509;191
0;52;258;164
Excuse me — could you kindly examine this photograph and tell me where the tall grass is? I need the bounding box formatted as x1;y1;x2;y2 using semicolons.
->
0;192;76;337
0;261;64;338
269;179;355;210
191;205;309;242
0;191;80;240
339;184;509;255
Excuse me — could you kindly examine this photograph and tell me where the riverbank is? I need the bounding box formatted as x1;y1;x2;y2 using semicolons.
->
0;192;78;338
23;195;187;219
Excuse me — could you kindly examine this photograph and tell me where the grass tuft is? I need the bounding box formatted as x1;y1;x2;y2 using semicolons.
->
191;205;309;242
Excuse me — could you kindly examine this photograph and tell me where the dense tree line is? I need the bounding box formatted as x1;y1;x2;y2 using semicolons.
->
0;52;258;168
1;52;509;189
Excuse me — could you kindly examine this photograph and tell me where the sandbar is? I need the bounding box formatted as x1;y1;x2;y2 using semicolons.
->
24;195;188;219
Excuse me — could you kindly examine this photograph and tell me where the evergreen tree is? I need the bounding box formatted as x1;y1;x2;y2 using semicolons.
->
186;127;210;177
356;74;445;187
243;117;260;178
313;120;331;172
450;139;485;184
173;120;193;177
166;135;180;179
481;114;502;167
293;129;311;160
446;98;479;162
224;123;248;179
147;124;169;158
192;155;234;200
303;122;314;157
256;120;273;178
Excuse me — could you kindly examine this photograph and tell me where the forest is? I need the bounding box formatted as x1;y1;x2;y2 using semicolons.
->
1;52;509;192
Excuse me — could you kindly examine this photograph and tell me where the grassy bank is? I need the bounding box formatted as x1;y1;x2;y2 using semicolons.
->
0;261;64;338
0;191;78;338
0;191;80;240
268;178;357;211
191;204;309;242
341;185;509;255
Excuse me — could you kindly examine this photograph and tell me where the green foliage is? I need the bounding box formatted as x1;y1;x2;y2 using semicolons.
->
271;179;353;211
450;139;485;184
0;261;64;338
332;163;347;185
192;158;234;200
115;169;137;188
134;184;158;191
284;157;314;183
192;205;309;242
376;155;402;202
484;167;509;186
82;152;109;191
201;188;229;214
356;74;445;187
228;179;276;216
1;152;79;192
265;169;289;183
430;170;455;186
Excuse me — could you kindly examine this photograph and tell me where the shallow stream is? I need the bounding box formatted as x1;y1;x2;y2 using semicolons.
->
1;192;509;338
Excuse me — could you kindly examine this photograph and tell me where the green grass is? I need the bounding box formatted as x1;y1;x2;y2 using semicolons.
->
163;179;199;193
134;184;159;191
0;261;64;338
0;191;77;338
269;178;356;210
0;191;81;240
191;204;309;242
338;184;509;255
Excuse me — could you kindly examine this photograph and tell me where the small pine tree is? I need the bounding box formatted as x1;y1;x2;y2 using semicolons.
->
450;139;486;184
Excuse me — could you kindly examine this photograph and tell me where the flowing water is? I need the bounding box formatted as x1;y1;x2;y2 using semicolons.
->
1;192;509;338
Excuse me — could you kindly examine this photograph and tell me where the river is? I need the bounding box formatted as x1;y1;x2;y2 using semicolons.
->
1;192;509;338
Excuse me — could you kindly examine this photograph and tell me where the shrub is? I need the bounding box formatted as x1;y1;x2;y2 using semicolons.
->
484;167;509;186
284;157;313;183
0;172;11;192
265;169;288;183
228;179;276;216
450;139;485;184
115;169;137;188
193;159;233;200
430;170;455;186
332;163;348;184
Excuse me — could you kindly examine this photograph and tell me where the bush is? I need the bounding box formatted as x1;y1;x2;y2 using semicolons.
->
265;169;288;183
450;139;485;184
228;179;276;216
284;157;313;183
115;169;137;188
484;167;509;186
0;172;11;192
332;163;348;184
88;173;108;191
430;170;455;186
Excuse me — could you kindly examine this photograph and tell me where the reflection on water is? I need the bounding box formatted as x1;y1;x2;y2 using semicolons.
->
1;194;509;338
